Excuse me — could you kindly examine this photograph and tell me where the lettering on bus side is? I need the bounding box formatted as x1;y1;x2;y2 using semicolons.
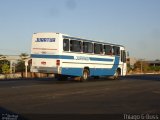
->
74;56;90;61
35;38;56;42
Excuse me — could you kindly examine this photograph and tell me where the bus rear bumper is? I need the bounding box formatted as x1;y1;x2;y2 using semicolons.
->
31;66;60;74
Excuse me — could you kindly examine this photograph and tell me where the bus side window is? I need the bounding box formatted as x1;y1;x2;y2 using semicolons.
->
121;50;126;63
94;43;103;54
104;45;112;55
123;50;126;63
70;40;82;52
83;42;93;53
113;46;120;56
121;50;123;62
117;47;120;56
63;39;69;51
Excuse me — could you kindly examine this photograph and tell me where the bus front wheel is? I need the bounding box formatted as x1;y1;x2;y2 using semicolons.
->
113;69;121;80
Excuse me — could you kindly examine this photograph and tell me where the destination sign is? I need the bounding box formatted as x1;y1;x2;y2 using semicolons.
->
35;38;55;42
74;56;90;61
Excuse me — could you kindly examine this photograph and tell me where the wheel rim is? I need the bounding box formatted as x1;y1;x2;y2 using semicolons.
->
115;72;118;79
114;70;119;79
83;72;88;80
83;71;88;80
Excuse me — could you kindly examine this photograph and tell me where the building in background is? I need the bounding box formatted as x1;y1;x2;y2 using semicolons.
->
127;57;137;69
146;60;160;67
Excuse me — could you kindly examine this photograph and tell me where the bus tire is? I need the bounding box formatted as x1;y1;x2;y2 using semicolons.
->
80;69;89;82
113;69;121;80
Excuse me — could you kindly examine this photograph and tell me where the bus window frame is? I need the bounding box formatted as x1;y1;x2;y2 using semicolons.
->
63;39;70;51
70;40;82;53
113;46;120;56
94;43;103;55
104;45;113;55
83;41;93;54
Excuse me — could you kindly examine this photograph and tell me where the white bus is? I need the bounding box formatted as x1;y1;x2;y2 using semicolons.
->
31;32;127;81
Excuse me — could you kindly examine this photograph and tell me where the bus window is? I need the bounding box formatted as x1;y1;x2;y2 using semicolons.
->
113;46;120;56
121;50;126;63
63;39;69;51
123;51;126;63
94;43;103;54
104;45;112;55
70;40;82;52
123;50;126;63
83;42;93;53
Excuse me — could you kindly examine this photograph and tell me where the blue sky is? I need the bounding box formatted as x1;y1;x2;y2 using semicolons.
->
0;0;160;60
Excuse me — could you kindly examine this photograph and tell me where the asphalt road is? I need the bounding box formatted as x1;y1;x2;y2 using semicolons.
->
0;74;160;120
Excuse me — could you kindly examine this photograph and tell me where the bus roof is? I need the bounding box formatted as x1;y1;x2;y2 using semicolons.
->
33;32;125;48
62;35;124;48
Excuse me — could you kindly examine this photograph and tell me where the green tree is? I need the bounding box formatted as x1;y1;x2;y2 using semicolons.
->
16;60;25;72
2;64;10;74
133;61;149;73
0;55;10;74
20;53;29;60
16;53;29;73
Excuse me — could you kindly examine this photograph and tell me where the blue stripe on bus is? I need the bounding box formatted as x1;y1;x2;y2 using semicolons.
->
31;54;114;62
31;54;74;59
90;57;113;62
61;56;120;76
61;68;116;76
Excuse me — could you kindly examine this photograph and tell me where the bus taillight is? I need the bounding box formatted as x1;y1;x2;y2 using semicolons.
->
56;60;60;66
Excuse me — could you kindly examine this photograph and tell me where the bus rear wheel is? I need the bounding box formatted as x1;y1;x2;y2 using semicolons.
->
80;69;89;82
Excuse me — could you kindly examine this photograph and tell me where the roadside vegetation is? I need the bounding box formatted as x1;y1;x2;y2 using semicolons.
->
0;53;29;75
0;55;10;74
128;60;160;74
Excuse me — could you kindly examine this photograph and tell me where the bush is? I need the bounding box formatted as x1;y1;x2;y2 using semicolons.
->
0;60;10;74
2;64;10;74
154;66;160;71
16;60;25;72
147;66;160;72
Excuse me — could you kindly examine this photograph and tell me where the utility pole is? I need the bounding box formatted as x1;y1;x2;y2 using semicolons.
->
25;60;28;78
140;59;144;73
20;54;30;78
10;60;13;74
141;60;143;73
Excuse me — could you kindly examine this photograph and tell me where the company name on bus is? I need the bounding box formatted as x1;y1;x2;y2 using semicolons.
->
74;56;90;61
35;38;55;42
